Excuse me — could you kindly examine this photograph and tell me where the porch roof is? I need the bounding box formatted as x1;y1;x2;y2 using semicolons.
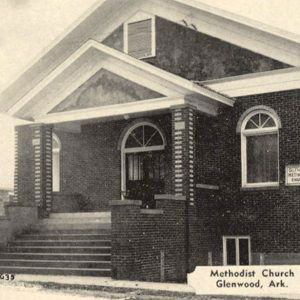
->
199;67;300;98
5;40;233;123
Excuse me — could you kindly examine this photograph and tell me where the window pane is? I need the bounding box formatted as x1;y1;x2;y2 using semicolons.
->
239;239;250;265
260;113;269;126
247;134;278;183
245;119;258;129
249;114;260;128
226;238;236;265
53;138;59;150
144;125;163;146
131;127;143;146
125;135;141;148
263;117;276;128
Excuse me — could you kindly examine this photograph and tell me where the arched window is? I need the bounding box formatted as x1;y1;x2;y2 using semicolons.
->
121;122;166;201
240;109;280;187
52;133;61;192
122;122;165;151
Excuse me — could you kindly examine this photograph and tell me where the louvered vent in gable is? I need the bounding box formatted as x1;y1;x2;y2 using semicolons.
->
124;14;155;59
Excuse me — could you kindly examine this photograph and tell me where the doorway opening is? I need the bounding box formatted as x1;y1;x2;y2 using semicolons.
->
121;122;166;208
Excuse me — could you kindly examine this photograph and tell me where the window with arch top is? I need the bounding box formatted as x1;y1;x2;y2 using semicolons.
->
122;123;165;152
121;122;166;193
240;108;280;187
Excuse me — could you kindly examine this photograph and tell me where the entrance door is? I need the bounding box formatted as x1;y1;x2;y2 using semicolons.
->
126;151;165;208
121;122;166;208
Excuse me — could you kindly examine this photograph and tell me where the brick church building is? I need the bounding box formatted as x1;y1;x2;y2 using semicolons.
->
0;0;299;282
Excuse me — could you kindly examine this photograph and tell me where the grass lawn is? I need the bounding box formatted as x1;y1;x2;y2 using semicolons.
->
0;280;294;300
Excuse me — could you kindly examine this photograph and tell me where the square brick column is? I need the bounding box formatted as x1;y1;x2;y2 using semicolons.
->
171;105;197;272
32;124;53;215
14;124;53;215
171;105;195;205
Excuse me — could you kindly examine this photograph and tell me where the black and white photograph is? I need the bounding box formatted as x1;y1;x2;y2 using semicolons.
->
0;0;299;299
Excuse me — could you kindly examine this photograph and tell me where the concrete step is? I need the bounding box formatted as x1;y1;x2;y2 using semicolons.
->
0;259;111;269
29;229;110;235
0;253;111;261
40;218;111;224
30;222;111;231
18;234;111;240
0;211;112;277
49;212;111;219
5;246;111;254
0;266;111;276
11;240;111;247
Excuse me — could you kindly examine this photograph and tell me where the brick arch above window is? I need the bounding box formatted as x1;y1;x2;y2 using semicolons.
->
236;105;282;134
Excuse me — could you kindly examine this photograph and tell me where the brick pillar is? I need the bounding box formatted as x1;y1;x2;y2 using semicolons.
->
32;124;53;215
171;106;195;204
13;128;20;203
171;105;197;272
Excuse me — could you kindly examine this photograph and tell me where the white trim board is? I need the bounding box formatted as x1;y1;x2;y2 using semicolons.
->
7;40;232;119
174;0;300;44
146;0;300;66
35;97;186;124
202;67;300;98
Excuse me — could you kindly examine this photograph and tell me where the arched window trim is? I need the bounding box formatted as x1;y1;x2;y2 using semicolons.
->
240;108;280;188
121;121;166;153
241;109;279;136
236;105;281;133
52;133;61;152
120;121;166;199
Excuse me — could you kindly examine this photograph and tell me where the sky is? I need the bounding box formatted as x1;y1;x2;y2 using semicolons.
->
0;0;300;189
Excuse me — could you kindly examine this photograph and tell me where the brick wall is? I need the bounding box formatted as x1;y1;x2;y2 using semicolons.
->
103;17;288;81
110;196;187;282
192;89;300;266
55;114;172;212
15;125;35;204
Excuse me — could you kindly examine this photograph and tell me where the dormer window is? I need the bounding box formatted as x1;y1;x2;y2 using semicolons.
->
124;13;156;59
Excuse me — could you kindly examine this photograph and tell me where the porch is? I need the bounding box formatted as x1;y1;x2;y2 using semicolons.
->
11;105;207;281
50;113;174;213
5;41;231;281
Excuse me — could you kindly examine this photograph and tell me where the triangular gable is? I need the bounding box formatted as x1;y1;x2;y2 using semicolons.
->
50;69;164;113
1;0;299;114
104;17;289;82
8;41;232;121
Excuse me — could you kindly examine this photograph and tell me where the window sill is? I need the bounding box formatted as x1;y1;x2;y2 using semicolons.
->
140;209;163;215
240;184;279;191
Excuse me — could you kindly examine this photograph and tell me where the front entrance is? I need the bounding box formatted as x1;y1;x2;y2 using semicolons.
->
126;151;165;208
121;121;166;207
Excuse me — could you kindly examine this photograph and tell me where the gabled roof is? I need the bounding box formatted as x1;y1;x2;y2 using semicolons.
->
6;40;232;121
0;0;299;114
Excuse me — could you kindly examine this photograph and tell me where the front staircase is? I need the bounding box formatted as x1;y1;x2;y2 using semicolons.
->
0;212;111;276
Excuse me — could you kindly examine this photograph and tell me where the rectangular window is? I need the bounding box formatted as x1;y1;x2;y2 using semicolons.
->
247;134;278;183
124;16;155;59
223;236;251;266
